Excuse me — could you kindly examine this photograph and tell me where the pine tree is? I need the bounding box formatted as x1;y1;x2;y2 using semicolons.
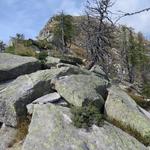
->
127;29;140;83
52;12;75;52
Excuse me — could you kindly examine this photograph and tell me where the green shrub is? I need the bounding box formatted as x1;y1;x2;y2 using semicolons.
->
36;40;53;50
107;117;150;146
142;83;150;98
14;43;36;57
38;51;48;62
23;39;33;47
5;43;36;57
5;46;15;54
71;104;103;129
126;91;149;108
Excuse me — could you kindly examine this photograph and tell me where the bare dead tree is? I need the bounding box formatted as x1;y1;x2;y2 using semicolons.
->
60;11;65;52
83;0;150;75
83;0;115;73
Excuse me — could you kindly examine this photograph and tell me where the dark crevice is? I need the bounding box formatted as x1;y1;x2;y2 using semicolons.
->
8;115;31;148
0;122;3;128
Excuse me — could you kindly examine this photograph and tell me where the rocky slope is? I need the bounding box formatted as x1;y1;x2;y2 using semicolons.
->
0;53;150;150
38;15;150;87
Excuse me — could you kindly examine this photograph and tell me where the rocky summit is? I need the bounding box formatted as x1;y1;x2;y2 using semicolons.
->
0;53;150;150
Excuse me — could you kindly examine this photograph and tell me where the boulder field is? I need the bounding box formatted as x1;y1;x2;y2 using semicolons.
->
0;53;150;150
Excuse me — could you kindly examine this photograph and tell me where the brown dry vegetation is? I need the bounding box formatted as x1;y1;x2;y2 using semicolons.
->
126;89;150;109
70;44;87;59
8;116;31;149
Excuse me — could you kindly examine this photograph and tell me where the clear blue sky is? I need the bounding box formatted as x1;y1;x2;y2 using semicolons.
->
0;0;150;43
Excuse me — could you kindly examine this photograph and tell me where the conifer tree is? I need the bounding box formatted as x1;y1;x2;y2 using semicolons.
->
53;12;75;52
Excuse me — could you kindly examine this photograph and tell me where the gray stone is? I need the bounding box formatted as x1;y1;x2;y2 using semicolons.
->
8;142;22;150
54;65;92;78
0;53;41;81
56;63;78;68
105;86;150;145
45;55;83;69
90;65;108;79
0;67;68;127
0;80;14;91
32;93;61;104
0;124;17;150
139;107;150;120
45;56;60;68
52;74;108;109
27;92;68;115
22;104;147;150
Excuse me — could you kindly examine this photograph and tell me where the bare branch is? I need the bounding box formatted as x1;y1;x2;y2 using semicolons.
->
115;7;150;24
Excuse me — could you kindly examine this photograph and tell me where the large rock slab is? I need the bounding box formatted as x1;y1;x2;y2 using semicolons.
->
52;74;108;109
0;80;14;91
22;104;147;150
32;92;61;104
27;93;68;115
0;125;17;150
105;86;150;145
0;68;68;127
0;53;41;82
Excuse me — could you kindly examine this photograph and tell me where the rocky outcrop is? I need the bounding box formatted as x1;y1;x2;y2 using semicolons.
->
45;55;83;68
0;65;107;127
0;53;41;82
52;74;108;109
22;104;147;150
1;53;150;150
105;86;150;145
0;67;68;127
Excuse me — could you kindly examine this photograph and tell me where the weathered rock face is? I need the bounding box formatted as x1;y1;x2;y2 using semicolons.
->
139;107;150;120
54;66;91;77
0;53;41;82
22;104;147;150
45;55;83;69
0;125;18;150
90;65;108;80
45;56;61;68
27;92;68;115
45;56;80;69
1;53;150;150
105;86;150;145
52;74;108;109
0;80;14;91
0;68;68;127
32;92;61;104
